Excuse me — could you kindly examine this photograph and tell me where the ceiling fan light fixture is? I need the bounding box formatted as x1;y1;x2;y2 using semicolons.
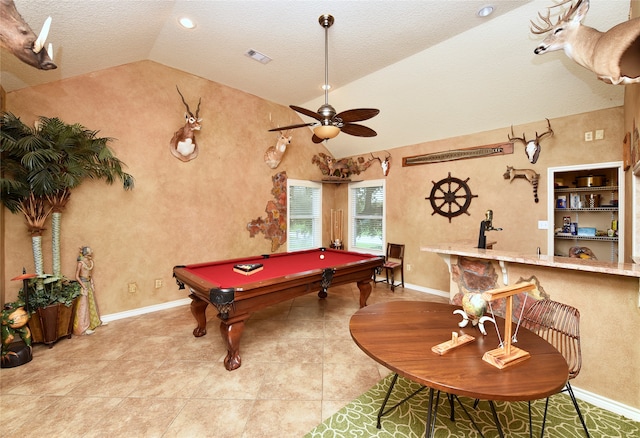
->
313;124;340;140
267;14;379;141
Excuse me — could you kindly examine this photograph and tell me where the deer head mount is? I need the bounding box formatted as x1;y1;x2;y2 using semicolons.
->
370;151;391;176
0;0;56;70
508;119;553;164
169;86;202;162
531;0;640;85
264;131;292;169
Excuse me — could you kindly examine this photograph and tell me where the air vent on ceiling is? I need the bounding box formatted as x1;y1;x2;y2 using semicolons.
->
245;49;272;64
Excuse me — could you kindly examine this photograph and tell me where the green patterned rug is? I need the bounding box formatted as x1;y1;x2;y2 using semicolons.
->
305;374;640;437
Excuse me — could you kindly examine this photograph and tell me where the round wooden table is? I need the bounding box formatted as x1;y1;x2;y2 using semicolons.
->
350;301;569;437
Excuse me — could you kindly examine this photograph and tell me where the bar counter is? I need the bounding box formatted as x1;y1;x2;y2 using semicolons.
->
420;242;640;415
421;243;640;278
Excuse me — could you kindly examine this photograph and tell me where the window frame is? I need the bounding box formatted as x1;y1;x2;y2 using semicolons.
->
348;179;386;255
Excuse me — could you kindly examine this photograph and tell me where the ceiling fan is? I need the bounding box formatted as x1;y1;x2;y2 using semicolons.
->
269;14;380;144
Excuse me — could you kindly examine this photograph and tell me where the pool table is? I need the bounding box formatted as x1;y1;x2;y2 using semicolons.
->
173;248;383;370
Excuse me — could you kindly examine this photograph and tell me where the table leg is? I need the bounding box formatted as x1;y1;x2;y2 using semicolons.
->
190;294;208;337
220;317;246;371
424;388;442;438
489;401;505;438
357;279;373;308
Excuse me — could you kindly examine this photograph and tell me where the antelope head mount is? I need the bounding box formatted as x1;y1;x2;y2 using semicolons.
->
508;119;553;164
264;130;292;169
170;86;202;162
370;151;391;176
0;0;56;70
531;0;640;85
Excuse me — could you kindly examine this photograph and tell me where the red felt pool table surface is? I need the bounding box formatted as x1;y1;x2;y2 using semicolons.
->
182;248;378;289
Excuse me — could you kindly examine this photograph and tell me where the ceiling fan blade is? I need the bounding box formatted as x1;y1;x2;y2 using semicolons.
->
336;108;379;123
312;134;326;144
268;122;315;132
290;105;322;121
340;123;377;137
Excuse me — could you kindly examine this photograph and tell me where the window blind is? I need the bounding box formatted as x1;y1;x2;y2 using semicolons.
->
288;180;322;251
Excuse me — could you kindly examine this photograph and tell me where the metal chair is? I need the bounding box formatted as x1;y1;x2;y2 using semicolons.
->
374;243;405;291
521;299;590;437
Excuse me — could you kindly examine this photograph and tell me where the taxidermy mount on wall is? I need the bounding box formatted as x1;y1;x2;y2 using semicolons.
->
264;131;292;169
170;86;201;162
312;153;374;179
508;119;553;164
370;151;391;176
0;0;56;70
503;166;540;203
531;0;640;85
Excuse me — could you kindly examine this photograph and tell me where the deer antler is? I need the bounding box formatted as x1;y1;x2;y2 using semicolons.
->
176;86;201;119
535;118;554;142
508;126;527;144
530;0;581;34
176;86;193;117
194;96;201;118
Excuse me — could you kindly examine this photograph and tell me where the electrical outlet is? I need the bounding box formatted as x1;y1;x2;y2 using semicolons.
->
595;129;604;140
406;264;411;272
128;282;137;294
155;279;163;289
538;220;548;230
584;131;593;141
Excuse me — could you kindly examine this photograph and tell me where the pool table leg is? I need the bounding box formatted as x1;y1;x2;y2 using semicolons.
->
190;294;208;337
357;279;373;308
220;316;247;371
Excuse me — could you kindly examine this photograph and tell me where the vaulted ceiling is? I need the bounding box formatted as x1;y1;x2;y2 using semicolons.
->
1;0;629;158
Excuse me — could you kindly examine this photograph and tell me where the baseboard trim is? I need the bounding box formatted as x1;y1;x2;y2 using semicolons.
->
101;298;191;322
101;290;640;422
402;282;450;299
371;278;449;299
572;385;640;422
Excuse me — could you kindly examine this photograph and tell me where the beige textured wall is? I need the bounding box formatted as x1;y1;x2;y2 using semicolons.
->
2;60;626;312
337;107;625;291
2;61;335;313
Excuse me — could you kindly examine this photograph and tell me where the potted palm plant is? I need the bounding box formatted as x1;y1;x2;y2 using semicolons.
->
1;112;134;344
17;276;81;345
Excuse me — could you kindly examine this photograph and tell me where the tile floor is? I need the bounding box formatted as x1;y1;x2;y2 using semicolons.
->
0;282;447;438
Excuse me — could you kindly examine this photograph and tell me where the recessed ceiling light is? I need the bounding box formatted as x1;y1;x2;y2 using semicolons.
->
477;5;495;18
179;17;196;29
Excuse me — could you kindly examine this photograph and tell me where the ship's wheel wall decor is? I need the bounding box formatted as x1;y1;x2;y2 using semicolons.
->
426;172;478;222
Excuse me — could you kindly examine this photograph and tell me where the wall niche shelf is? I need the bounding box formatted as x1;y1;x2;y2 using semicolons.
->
547;162;624;263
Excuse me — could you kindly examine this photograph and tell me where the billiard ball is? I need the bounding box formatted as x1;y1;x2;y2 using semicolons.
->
320;254;325;259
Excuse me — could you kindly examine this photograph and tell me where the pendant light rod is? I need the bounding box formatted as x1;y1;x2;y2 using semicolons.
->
319;14;334;107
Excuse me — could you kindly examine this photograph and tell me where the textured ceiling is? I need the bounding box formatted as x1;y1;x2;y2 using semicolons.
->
0;0;629;158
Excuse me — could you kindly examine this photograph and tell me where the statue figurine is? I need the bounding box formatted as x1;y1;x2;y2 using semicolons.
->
73;246;106;335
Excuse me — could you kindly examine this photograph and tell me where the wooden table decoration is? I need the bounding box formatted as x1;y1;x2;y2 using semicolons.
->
481;282;535;369
431;331;475;355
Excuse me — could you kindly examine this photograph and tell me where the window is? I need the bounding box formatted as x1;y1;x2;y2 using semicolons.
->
349;180;385;254
287;180;322;251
